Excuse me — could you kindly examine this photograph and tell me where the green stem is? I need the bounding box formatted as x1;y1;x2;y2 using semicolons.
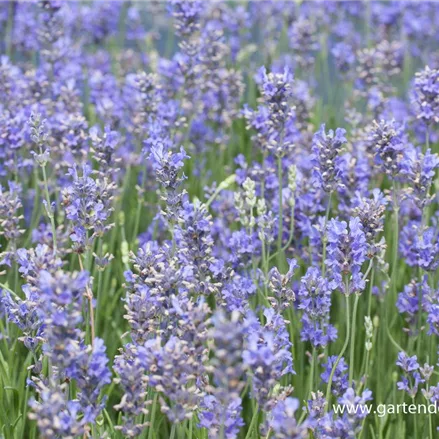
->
349;294;360;386
325;291;351;412
78;254;95;345
422;126;432;227
244;404;259;439
25;167;41;247
268;204;295;263
189;417;193;439
219;419;225;439
391;183;399;300
95;239;104;327
367;268;375;316
103;409;115;434
206;174;236;207
169;424;176;439
363;350;371;389
277;156;283;256
385;318;404;352
308;347;317;396
5;1;15;60
133;168;147;244
321;192;333;277
148;393;158;439
425;124;430;154
413;397;418;438
365;1;371;47
41;162;57;255
0;282;19;297
429;405;434;439
96;269;103;328
20;369;31;438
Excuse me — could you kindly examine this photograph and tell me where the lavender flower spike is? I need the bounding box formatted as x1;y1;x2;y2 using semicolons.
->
326;217;368;294
311;124;347;193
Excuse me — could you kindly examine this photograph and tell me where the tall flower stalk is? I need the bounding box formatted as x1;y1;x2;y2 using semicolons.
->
29;113;57;255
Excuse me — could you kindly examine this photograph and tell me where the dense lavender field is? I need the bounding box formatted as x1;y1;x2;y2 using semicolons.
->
1;1;439;438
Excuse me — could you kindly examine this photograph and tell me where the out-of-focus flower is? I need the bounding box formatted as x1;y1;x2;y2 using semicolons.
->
114;344;150;438
266;397;309;439
198;395;244;439
288;16;319;71
411;66;439;125
332;42;356;76
29;381;87;439
400;147;439;210
0;182;24;261
400;221;439;272
144;335;204;423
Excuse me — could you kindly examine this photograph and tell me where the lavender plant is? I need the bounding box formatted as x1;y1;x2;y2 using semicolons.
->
1;2;439;439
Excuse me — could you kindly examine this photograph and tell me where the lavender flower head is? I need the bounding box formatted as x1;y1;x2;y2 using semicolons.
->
200;311;247;438
332;41;355;76
321;356;348;397
352;189;387;257
1;289;43;351
399;221;439;272
62;164;115;252
0;181;24;257
243;309;293;407
288;15;319;71
311;124;347;193
29;381;87;439
37;270;88;373
396;277;428;335
29;269;110;433
207;310;247;397
175;200;217;295
1;243;65;350
29;112;50;167
396;352;424;398
298;267;337;348
326;217;368;294
411;66;439;125
123;246;182;344
75;338;112;422
268;258;298;311
198;395;244;439
319;388;373;438
114;344;149;437
144;333;206;423
90;124;121;179
169;0;204;39
370;119;405;178
257;66;294;106
244;66;296;155
266;397;309;439
148;132;189;224
400;146;439;210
